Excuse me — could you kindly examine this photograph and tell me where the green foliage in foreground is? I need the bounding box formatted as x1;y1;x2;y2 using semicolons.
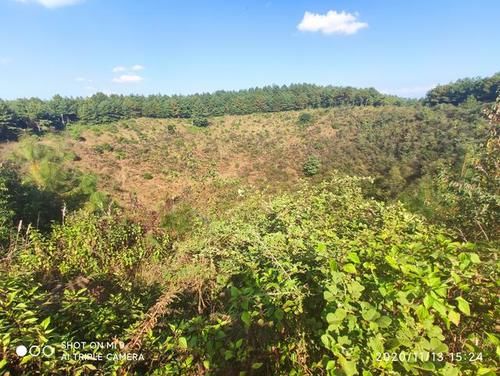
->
0;174;14;246
0;175;497;375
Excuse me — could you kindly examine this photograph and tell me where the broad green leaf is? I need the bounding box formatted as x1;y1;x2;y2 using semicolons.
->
224;350;233;360
469;253;480;263
40;317;51;330
326;308;346;325
347;281;364;299
274;308;284;320
376;316;392;328
456;297;470;316
326;360;336;370
419;362;436;371
230;286;239;298
448;310;460;326
338;355;357;376
348;252;361;264
324;290;334;302
178;337;188;349
440;364;459;376
343;263;357;274
362;308;380;322
431;298;447;317
429;338;448;353
423;294;434;308
416;305;430;322
477;368;496;376
316;243;326;252
321;334;331;348
20;355;33;365
241;311;251;327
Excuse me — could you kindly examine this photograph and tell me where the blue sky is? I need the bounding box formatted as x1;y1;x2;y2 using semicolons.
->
0;0;499;99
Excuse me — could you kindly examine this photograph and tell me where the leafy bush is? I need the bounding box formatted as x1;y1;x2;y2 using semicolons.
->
1;139;108;233
192;117;210;127
0;176;497;375
166;124;176;134
298;112;313;126
0;172;14;247
303;155;321;176
93;143;114;154
159;176;497;375
160;203;199;238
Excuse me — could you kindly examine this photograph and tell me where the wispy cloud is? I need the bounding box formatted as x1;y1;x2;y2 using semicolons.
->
111;65;145;84
112;74;144;84
380;84;436;98
0;57;12;65
297;10;368;35
112;66;127;73
113;64;144;73
16;0;84;8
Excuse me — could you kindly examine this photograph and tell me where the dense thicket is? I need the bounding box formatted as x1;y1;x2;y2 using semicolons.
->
0;137;109;240
425;72;500;106
0;85;404;140
0;176;497;375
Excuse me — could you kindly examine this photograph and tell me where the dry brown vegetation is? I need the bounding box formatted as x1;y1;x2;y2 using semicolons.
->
1;108;343;222
0;104;484;231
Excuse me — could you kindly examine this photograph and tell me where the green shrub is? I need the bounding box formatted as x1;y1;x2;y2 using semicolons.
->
298;112;313;126
160;203;198;238
0;172;14;247
0;176;497;375
303;155;321;176
93;143;114;154
192;117;210;127
167;124;176;134
143;172;154;180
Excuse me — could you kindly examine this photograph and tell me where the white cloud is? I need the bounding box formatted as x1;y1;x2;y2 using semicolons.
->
0;57;12;65
297;10;368;35
16;0;84;8
112;74;144;84
76;77;93;84
112;66;127;73
113;64;144;72
380;84;436;98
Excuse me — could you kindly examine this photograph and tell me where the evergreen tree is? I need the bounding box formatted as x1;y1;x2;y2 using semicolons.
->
0;100;19;140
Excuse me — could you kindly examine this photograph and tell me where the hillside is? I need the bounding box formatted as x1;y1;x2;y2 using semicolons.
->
0;96;498;375
1;104;488;225
1;1;499;373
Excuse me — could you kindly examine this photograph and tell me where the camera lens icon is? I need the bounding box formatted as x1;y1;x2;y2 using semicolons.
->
15;344;55;357
16;345;28;357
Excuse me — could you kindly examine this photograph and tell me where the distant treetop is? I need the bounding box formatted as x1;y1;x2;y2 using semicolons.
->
424;72;500;106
